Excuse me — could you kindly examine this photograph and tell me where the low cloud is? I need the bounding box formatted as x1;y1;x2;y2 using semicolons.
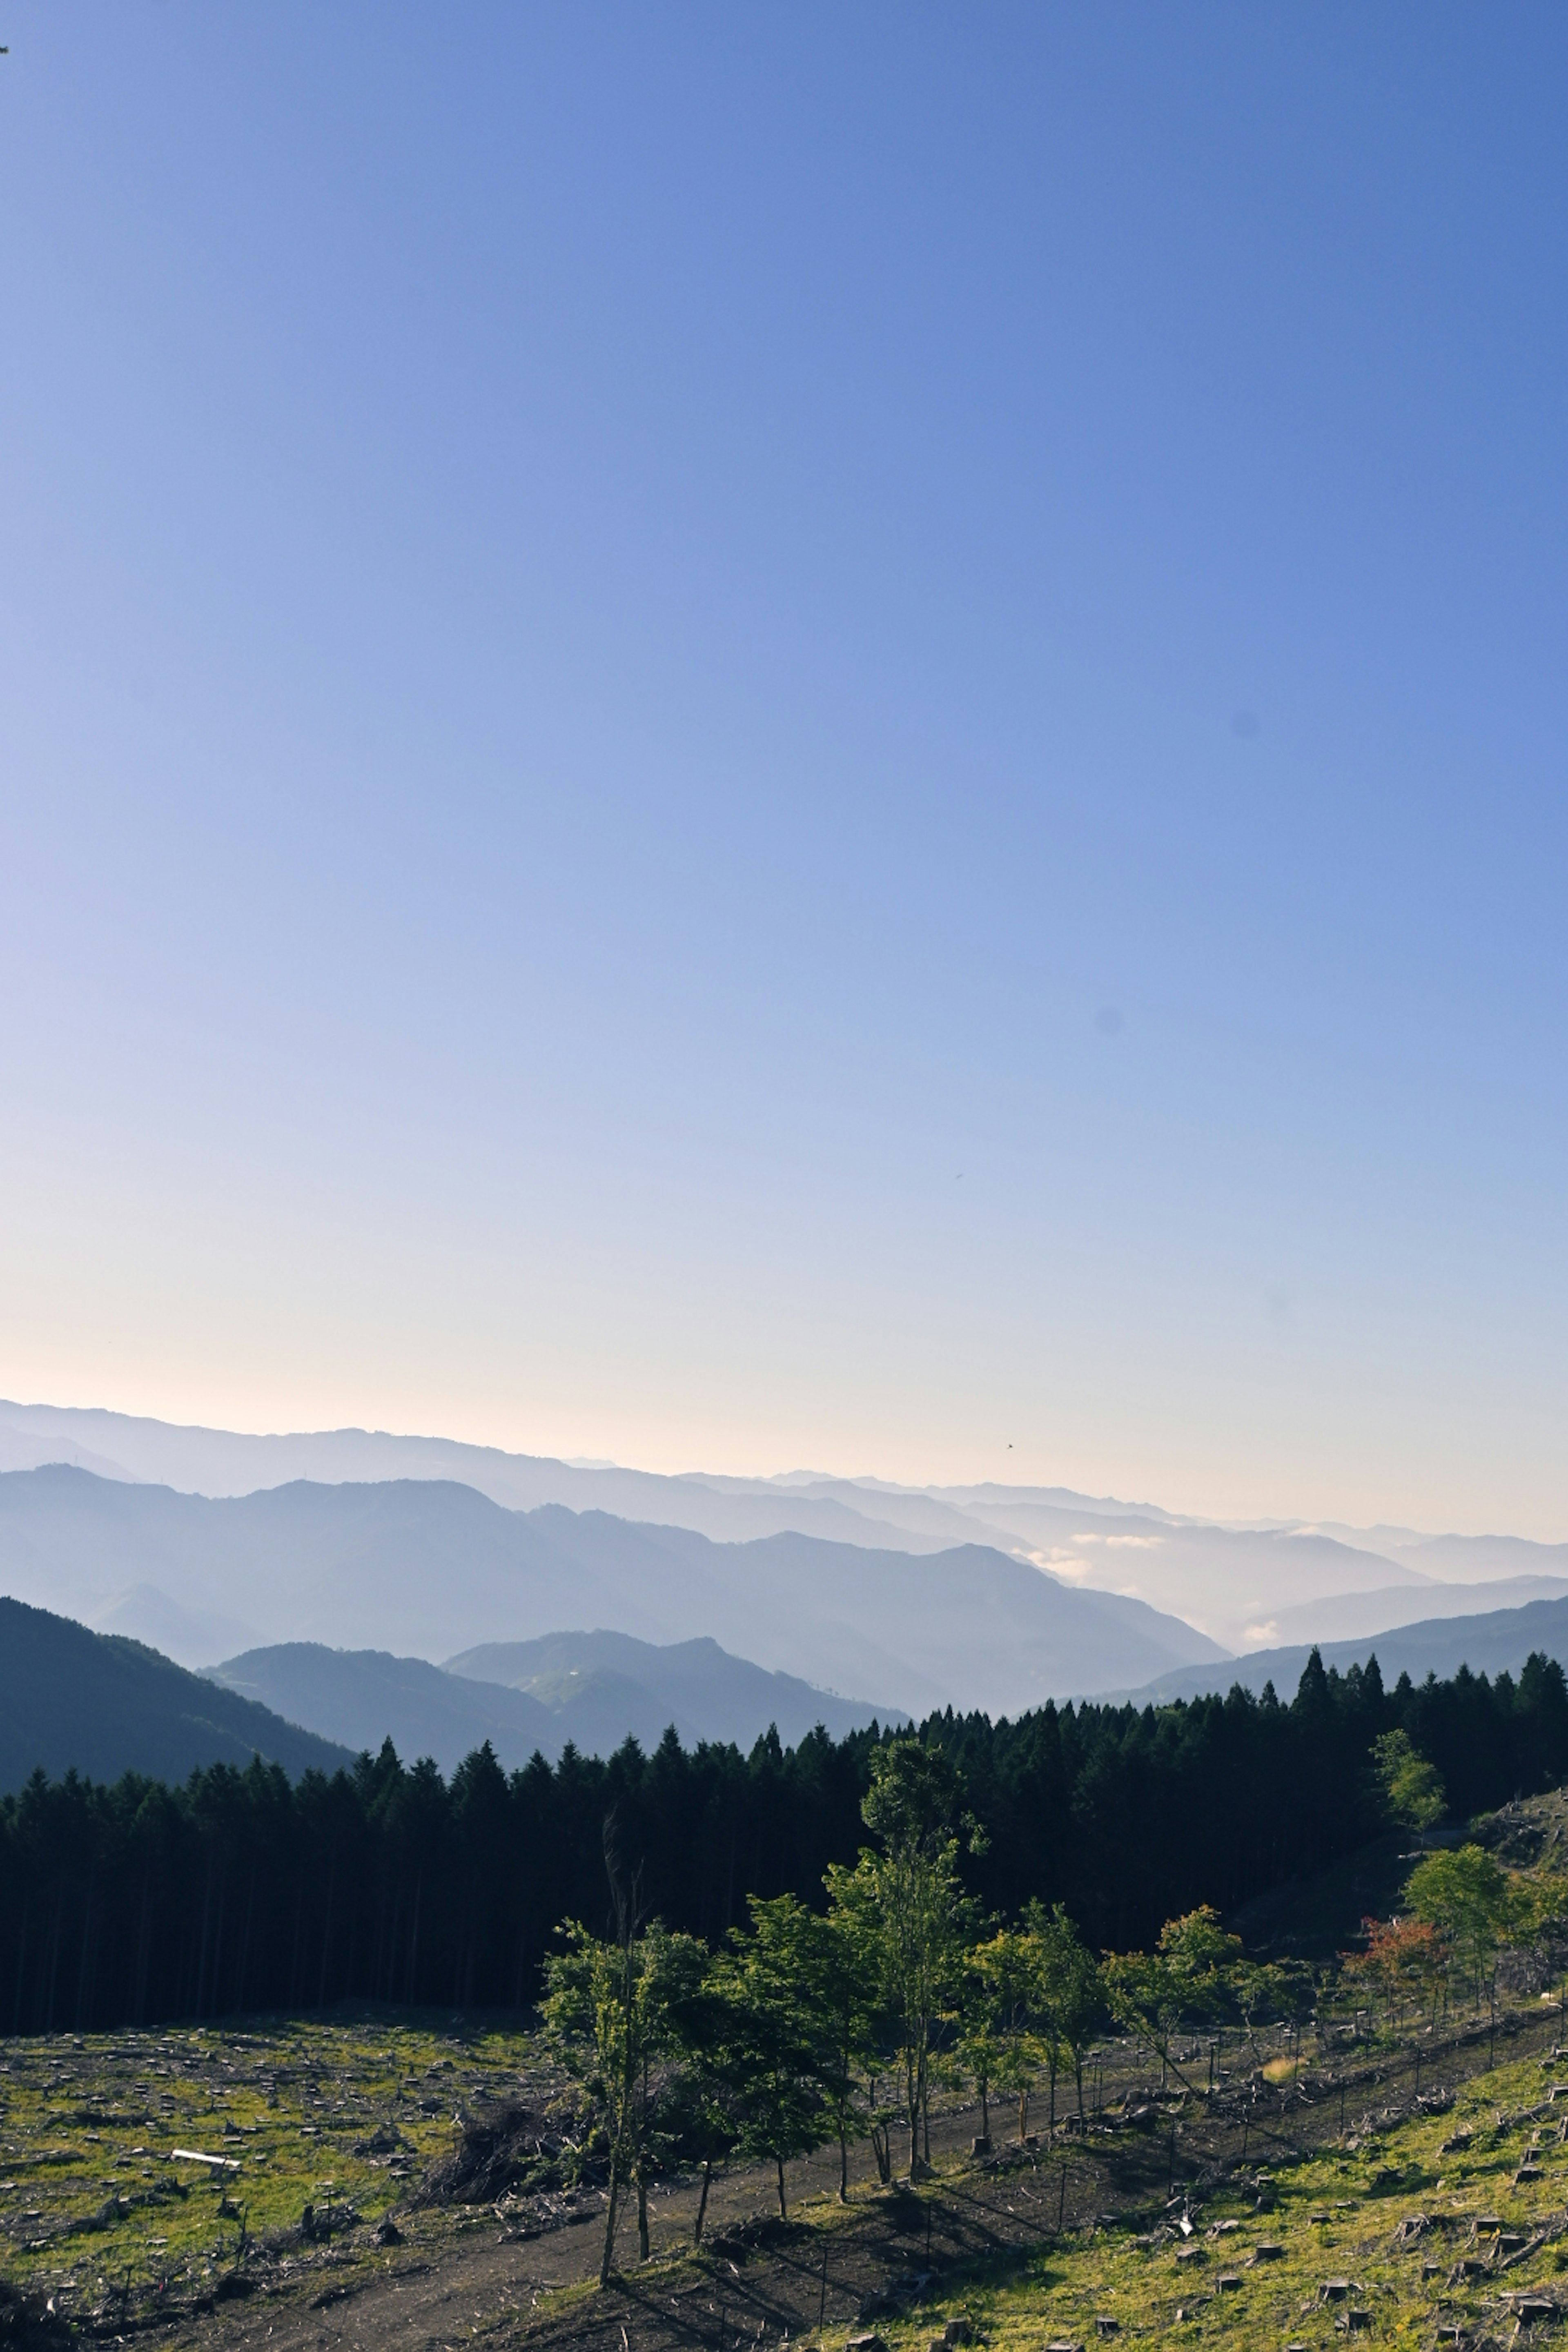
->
1071;1530;1162;1550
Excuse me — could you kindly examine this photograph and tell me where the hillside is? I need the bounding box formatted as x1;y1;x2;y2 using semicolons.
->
1247;1568;1568;1649
206;1644;561;1773
206;1631;890;1768
0;1464;1226;1716
445;1628;904;1751
0;1597;351;1793
6;1936;1568;2352
1115;1588;1568;1706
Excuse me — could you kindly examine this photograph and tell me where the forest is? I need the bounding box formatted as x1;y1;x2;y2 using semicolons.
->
3;1643;1567;2049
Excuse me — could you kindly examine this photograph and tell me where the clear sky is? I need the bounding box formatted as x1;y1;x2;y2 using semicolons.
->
2;6;1566;1532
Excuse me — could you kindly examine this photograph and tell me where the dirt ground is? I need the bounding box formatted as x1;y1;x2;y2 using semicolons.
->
147;1999;1568;2352
158;2093;1126;2352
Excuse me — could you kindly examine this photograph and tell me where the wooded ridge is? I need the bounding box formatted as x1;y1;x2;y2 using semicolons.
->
5;1643;1568;2040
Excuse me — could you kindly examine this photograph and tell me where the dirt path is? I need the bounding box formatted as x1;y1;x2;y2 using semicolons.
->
158;2090;1122;2352
84;2000;1568;2352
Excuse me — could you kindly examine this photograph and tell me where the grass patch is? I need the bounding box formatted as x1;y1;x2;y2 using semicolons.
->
0;2009;540;2326
1261;2055;1307;2084
830;2042;1568;2352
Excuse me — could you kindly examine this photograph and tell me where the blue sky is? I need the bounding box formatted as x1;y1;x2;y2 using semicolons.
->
2;5;1565;1530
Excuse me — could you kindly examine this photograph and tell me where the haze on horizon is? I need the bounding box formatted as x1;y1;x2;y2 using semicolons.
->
2;7;1566;1541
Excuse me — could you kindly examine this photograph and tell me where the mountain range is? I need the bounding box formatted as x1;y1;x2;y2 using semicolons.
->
13;1573;1568;1803
207;1628;902;1773
0;1464;1223;1717
1115;1593;1568;1709
5;1399;1568;1746
4;1398;1566;1654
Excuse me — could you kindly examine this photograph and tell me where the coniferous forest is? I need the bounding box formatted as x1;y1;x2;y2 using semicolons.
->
4;1647;1567;2039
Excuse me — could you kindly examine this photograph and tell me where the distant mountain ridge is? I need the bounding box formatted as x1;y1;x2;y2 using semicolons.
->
6;1398;1564;1649
444;1629;904;1752
1111;1593;1568;1710
0;1464;1224;1716
207;1630;902;1771
206;1644;561;1773
1241;1573;1568;1650
0;1597;351;1793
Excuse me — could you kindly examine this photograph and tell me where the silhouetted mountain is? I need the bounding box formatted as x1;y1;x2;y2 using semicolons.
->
207;1644;560;1773
0;1465;1225;1714
0;1597;351;1793
446;1630;904;1752
1113;1594;1568;1708
209;1632;898;1769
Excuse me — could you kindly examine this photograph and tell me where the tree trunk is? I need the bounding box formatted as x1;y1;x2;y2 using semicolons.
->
980;2080;989;2140
599;2152;621;2287
637;2173;649;2263
694;2159;713;2245
1017;2087;1029;2143
776;2155;788;2221
11;1899;27;2036
838;2124;849;2202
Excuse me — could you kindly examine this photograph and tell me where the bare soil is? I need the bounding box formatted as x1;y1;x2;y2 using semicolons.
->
155;1998;1568;2352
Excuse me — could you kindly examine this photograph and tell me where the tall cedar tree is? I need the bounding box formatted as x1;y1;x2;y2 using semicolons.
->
7;1651;1568;2036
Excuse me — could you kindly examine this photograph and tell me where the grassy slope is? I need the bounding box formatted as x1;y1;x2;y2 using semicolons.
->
7;2002;1568;2348
8;1791;1568;2346
912;2045;1568;2352
0;2015;522;2308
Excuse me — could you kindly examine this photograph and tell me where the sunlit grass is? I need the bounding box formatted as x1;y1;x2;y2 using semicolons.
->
0;2011;535;2319
797;2042;1568;2352
1261;2054;1306;2084
5;1989;1568;2346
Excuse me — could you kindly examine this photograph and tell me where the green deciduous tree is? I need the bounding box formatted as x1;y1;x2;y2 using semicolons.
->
706;1894;829;2219
541;1833;708;2283
1374;1729;1446;1831
803;1900;880;2200
1027;1900;1103;2127
1104;1907;1241;2090
1403;1844;1530;2007
830;1738;978;2177
964;1924;1040;2141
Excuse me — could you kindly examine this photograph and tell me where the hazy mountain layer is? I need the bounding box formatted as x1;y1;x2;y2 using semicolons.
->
0;1401;961;1552
90;1582;267;1667
207;1644;561;1773
445;1629;904;1753
0;1466;1223;1716
1394;1533;1568;1581
1241;1574;1568;1651
209;1630;900;1771
0;1598;351;1793
1114;1593;1568;1710
9;1399;1561;1646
